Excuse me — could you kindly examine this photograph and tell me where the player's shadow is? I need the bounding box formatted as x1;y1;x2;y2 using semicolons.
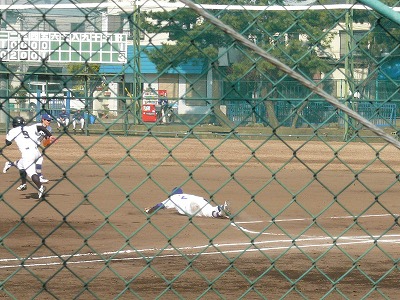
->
24;193;46;200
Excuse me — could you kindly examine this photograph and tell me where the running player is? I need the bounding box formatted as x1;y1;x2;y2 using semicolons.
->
4;116;53;199
144;187;231;218
3;114;53;183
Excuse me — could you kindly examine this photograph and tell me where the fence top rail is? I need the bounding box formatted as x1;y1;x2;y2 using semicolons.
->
0;2;394;11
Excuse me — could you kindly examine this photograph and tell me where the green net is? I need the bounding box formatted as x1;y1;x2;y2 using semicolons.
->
1;0;400;298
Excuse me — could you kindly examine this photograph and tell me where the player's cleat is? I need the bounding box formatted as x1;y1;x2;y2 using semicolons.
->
38;185;46;199
39;176;49;183
17;184;27;191
3;161;12;173
219;201;231;218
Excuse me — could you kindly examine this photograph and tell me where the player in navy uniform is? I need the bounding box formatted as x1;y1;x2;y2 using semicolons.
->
36;113;53;183
57;107;70;131
72;109;85;132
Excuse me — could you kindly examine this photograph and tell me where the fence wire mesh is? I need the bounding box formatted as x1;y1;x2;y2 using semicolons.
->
1;0;400;299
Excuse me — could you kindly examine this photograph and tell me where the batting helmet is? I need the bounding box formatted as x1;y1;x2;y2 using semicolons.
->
12;116;25;128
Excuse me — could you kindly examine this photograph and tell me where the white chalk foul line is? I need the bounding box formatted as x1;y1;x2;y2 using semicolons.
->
231;213;399;236
1;233;400;270
1;213;398;270
1;235;399;270
233;213;397;224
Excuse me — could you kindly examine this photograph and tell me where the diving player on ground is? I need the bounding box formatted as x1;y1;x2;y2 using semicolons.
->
145;187;231;218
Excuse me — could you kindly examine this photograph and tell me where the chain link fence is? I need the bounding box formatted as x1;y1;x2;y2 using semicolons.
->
1;0;400;298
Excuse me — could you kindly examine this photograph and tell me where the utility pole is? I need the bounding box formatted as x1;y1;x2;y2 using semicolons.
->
131;0;142;125
0;0;9;126
343;0;355;141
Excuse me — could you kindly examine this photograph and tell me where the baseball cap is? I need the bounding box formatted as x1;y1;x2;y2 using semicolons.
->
42;113;53;121
171;187;183;195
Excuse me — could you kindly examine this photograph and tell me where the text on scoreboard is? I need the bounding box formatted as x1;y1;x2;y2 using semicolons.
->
0;31;127;64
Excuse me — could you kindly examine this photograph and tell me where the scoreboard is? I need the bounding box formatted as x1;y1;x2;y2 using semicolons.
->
0;31;127;64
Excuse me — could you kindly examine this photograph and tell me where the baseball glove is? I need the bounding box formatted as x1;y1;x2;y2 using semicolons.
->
42;136;56;147
145;207;158;214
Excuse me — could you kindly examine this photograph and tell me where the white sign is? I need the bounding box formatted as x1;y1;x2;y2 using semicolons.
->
0;31;127;64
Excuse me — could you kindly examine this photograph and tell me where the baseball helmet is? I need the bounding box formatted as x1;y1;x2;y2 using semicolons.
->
171;187;183;195
12;116;25;128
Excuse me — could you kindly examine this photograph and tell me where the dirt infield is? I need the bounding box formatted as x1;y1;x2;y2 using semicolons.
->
1;134;399;299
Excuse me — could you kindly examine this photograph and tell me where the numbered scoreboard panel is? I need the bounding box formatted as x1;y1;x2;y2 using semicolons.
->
0;31;127;64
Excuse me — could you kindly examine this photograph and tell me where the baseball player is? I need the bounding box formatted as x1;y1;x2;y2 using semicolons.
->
35;113;53;183
3;114;53;184
4;116;54;199
144;188;231;218
57;107;70;131
72;109;85;132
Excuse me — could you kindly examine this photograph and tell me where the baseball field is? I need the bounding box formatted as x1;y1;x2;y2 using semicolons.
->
1;134;399;299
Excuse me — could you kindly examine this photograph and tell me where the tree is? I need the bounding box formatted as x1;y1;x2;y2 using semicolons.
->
141;1;344;128
66;63;102;98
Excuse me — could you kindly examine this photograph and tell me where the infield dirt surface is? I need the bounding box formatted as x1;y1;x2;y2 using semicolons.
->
1;134;399;299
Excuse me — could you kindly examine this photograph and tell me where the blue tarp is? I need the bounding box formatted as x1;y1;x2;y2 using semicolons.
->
99;46;206;75
378;58;400;80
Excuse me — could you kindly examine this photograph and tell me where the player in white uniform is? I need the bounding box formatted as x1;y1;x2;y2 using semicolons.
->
4;116;53;199
144;188;231;218
3;114;53;183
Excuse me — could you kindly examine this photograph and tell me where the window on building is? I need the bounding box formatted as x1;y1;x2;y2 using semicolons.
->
47;19;57;31
158;74;179;102
271;32;300;47
108;15;123;33
340;30;367;57
38;19;57;31
71;22;85;32
184;74;207;106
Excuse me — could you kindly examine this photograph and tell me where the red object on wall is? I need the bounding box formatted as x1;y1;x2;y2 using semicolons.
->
157;90;167;97
142;104;157;122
